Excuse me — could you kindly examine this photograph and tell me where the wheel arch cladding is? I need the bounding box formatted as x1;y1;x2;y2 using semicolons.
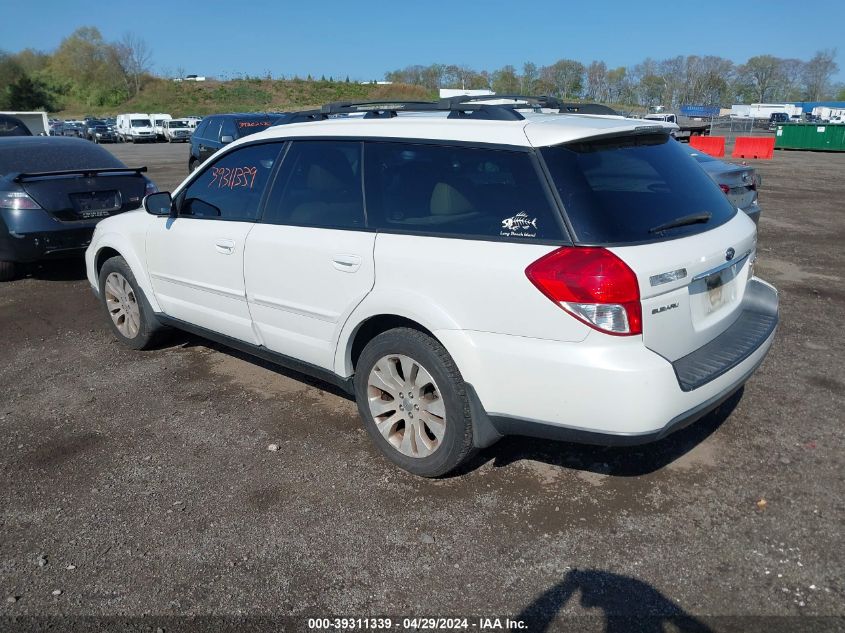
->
349;315;435;372
93;236;162;313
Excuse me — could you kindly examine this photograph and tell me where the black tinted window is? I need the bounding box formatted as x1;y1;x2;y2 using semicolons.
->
541;134;736;245
365;142;562;240
193;118;210;137
0;138;123;175
263;141;364;229
180;142;282;220
0;116;32;136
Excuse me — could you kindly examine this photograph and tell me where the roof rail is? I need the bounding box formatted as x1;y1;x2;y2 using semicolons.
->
268;95;619;128
319;99;526;121
445;94;620;116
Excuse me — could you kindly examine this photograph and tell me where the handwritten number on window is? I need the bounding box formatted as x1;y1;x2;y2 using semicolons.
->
208;166;259;190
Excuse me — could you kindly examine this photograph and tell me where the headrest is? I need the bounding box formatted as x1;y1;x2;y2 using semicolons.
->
430;182;474;216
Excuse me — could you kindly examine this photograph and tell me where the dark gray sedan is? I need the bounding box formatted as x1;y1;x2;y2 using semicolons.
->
684;144;761;224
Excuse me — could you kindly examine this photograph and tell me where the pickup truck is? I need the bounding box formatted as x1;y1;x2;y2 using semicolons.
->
641;113;709;141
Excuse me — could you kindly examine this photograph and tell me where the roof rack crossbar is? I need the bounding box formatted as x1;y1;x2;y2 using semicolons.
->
444;94;620;116
268;95;618;128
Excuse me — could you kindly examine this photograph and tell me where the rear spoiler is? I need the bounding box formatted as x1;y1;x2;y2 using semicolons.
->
13;166;148;182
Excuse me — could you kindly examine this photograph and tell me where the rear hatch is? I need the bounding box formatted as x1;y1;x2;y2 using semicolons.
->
17;170;147;221
539;132;759;363
0;138;149;222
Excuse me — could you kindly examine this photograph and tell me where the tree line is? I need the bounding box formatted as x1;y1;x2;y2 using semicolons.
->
0;27;151;111
386;51;843;107
1;26;841;113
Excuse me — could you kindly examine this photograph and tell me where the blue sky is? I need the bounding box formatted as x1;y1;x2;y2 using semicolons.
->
8;0;844;81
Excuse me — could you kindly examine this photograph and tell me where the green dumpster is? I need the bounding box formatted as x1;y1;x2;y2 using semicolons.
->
775;123;845;151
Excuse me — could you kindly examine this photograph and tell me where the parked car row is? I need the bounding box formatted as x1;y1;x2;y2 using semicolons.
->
48;114;204;143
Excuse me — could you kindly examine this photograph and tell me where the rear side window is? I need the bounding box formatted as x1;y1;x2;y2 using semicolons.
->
180;142;282;221
364;142;563;240
263;141;364;229
541;134;736;245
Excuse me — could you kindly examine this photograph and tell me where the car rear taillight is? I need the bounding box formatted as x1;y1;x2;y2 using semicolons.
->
525;247;642;336
0;191;42;210
144;180;158;196
719;184;730;195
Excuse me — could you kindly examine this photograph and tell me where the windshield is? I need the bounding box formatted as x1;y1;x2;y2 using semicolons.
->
235;118;276;137
131;119;152;127
169;120;188;128
541;133;736;245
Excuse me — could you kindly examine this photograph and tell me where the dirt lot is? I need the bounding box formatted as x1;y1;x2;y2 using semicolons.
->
1;142;844;632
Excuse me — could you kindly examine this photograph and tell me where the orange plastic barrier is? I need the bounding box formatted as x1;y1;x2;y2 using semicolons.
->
689;135;725;157
732;136;775;160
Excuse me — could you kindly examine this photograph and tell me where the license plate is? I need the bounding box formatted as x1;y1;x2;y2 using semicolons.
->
72;191;120;218
704;269;734;313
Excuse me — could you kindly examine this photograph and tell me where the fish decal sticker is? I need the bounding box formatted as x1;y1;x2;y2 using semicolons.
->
501;212;538;237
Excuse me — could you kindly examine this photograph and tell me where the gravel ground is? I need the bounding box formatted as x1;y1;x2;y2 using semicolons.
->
0;142;843;633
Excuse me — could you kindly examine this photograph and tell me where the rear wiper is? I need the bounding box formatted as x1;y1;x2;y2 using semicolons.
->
649;212;711;234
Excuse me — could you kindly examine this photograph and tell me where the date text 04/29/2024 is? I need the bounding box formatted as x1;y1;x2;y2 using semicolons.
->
306;617;528;630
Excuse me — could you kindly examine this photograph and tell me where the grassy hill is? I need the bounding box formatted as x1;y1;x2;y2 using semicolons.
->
58;78;436;117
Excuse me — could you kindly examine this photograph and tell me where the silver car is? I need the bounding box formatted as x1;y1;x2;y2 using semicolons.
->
684;144;761;224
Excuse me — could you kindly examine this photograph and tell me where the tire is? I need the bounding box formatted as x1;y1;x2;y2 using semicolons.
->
98;256;165;350
353;327;474;477
0;260;16;282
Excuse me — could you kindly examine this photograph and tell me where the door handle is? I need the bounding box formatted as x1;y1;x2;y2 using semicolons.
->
215;238;235;255
332;254;362;273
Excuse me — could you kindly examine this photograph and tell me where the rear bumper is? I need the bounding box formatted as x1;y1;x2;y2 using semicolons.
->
741;201;761;225
0;210;97;263
437;278;778;446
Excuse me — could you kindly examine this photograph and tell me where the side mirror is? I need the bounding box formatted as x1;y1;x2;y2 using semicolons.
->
144;191;174;217
220;135;234;144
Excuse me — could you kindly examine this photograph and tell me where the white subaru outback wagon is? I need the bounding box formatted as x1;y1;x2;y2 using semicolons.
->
85;96;779;477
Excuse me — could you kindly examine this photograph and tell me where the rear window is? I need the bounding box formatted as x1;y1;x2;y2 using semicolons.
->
0;140;124;175
235;118;276;137
541;134;736;245
364;142;563;241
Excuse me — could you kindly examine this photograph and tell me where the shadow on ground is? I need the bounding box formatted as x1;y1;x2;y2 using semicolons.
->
517;569;713;633
22;257;88;282
171;329;740;479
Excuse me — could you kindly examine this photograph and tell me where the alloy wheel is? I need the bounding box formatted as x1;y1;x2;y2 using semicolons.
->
104;272;141;338
367;354;447;458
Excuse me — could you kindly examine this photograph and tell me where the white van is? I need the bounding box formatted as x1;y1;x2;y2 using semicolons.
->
116;113;156;143
149;113;172;140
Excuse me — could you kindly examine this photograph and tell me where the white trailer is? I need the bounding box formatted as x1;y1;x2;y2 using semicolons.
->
0;111;49;135
730;103;802;119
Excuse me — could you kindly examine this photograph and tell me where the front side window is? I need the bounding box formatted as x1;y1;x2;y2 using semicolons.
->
364;142;563;240
263;141;364;229
179;142;282;221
